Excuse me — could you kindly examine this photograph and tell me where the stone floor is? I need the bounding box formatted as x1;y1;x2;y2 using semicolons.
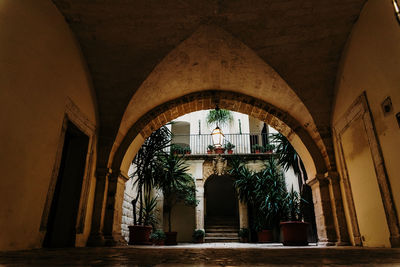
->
0;243;400;266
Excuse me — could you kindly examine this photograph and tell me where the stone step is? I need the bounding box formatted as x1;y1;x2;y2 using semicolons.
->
205;232;238;237
205;228;239;233
205;225;239;229
204;236;240;243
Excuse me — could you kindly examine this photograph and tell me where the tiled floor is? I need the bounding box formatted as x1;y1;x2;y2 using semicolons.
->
0;243;400;266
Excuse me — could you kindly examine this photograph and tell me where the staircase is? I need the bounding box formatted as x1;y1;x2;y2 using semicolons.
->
204;216;240;243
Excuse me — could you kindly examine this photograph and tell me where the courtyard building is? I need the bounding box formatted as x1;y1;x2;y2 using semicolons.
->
1;0;400;265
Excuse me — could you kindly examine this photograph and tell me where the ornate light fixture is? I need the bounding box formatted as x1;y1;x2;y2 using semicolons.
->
394;0;400;24
210;105;225;149
211;126;224;148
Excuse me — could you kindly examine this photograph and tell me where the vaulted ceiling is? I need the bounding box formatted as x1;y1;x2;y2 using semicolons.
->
52;0;366;166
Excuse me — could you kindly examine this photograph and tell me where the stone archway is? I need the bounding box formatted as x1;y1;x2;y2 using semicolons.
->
88;26;349;247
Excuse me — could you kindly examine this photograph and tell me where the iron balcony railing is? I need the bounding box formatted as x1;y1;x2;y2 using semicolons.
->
168;133;278;155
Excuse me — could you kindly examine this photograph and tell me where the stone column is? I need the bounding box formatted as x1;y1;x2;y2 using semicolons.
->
326;171;350;245
186;160;205;230
103;170;128;246
307;174;337;245
87;167;110;246
238;200;248;229
195;179;205;230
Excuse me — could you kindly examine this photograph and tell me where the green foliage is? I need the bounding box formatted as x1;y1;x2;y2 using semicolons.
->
192;229;205;239
238;228;249;238
282;186;306;221
271;133;304;176
130;126;171;225
206;109;233;127
252;144;264;152
155;153;198;232
264;144;275;152
150;229;166;240
207;144;215;151
141;195;159;228
230;157;287;231
224;142;235;150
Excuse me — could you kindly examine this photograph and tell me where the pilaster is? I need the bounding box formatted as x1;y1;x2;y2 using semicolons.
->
87;167;110;246
326;171;350;246
307;174;337;246
103;170;129;246
238;200;248;229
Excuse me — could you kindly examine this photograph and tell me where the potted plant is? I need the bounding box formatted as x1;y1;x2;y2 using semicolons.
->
184;146;191;155
207;144;215;154
129;126;171;245
155;153;198;245
150;229;166;245
264;144;275;154
238;228;249;243
192;229;205;243
224;142;235;154
252;144;263;154
280;186;309;246
214;146;225;154
170;144;183;155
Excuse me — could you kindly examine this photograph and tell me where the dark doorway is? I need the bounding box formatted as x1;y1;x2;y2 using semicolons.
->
205;175;238;218
43;121;89;247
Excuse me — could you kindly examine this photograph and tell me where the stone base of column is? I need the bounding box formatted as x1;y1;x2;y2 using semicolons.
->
86;232;106;247
390;235;400;248
317;241;336;246
104;233;127;246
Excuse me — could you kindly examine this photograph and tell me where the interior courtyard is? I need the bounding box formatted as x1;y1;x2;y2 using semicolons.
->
1;0;400;265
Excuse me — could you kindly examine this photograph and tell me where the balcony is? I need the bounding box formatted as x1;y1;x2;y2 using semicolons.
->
169;133;277;156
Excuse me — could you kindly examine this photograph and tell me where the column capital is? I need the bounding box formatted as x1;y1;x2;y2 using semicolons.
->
307;173;330;187
324;171;340;182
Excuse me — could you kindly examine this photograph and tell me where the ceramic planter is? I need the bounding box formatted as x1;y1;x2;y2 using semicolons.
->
257;229;273;243
227;149;233;154
128;225;152;245
280;221;309;246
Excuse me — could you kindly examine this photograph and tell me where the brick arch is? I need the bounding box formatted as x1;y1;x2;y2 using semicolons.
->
112;90;326;177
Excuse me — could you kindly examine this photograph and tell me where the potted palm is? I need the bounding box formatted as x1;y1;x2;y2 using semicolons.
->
207;144;215;154
192;229;205;243
254;159;286;243
129;126;171;245
224;142;235;154
280;187;309;246
150;229;166;246
155;153;198;245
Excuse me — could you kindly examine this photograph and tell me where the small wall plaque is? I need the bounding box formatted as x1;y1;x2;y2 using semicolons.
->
381;97;393;116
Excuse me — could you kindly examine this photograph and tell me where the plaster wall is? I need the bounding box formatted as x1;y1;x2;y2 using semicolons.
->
0;0;97;251
333;0;400;247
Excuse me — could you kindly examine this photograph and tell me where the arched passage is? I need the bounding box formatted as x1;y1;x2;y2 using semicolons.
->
89;26;347;247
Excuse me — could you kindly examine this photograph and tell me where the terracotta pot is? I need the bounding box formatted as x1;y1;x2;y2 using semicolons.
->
207;150;212;154
214;147;225;154
128;225;152;245
185;151;191;155
152;239;165;246
257;229;273;243
255;150;260;154
194;237;204;243
165;231;178;245
227;149;233;154
280;221;309;246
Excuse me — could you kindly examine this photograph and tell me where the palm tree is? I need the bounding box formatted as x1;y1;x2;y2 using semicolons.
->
155;153;198;232
271;133;306;186
206;109;233;127
130;126;171;225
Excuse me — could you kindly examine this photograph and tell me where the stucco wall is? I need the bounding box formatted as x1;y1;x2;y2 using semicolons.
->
0;0;97;251
332;0;400;247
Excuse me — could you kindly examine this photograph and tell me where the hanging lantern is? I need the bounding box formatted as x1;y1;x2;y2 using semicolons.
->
211;126;224;148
